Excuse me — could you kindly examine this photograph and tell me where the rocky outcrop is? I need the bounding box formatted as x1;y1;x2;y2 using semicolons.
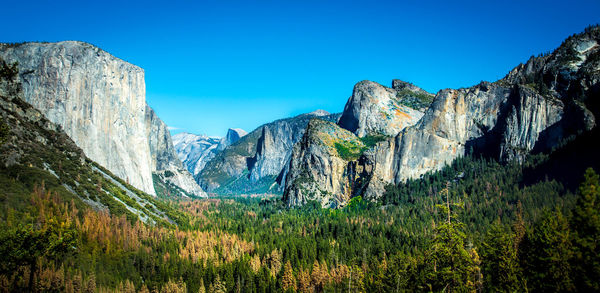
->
172;132;221;176
283;80;428;206
284;26;600;207
282;119;373;208
0;59;175;223
0;41;203;197
218;128;247;151
338;80;429;137
145;106;205;197
197;110;340;194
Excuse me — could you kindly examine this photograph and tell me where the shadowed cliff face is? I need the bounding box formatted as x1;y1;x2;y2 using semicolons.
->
284;27;600;207
145;106;205;197
0;41;204;197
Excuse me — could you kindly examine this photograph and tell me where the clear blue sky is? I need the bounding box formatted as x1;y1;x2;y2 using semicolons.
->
1;0;599;137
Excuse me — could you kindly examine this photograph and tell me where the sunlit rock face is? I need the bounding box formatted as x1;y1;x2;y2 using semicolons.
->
197;111;340;194
145;106;205;197
172;132;221;177
338;80;427;137
284;27;600;207
0;41;205;197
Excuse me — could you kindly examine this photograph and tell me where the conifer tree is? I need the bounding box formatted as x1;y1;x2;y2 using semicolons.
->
424;189;481;292
571;168;600;291
521;209;574;292
281;261;297;292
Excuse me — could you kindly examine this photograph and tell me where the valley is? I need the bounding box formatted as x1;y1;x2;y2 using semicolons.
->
1;23;600;293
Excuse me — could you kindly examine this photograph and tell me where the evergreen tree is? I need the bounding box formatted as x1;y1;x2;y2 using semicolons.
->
424;191;481;292
521;209;574;292
570;168;600;291
481;222;524;292
281;261;297;292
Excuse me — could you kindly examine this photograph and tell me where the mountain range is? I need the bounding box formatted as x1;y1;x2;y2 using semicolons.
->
2;26;599;210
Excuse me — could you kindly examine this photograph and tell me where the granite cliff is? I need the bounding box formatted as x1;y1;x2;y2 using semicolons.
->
197;110;340;194
172;132;221;176
145;106;205;197
0;58;179;224
172;128;246;179
283;81;428;207
0;41;203;197
284;27;600;207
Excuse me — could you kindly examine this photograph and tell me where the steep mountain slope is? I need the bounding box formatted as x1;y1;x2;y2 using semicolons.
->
0;58;181;225
217;128;247;151
197;110;340;194
173;132;221;176
283;81;427;207
0;41;203;197
145;106;205;197
284;26;600;207
172;128;246;180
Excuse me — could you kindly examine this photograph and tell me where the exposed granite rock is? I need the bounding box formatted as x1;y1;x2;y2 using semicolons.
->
0;41;206;197
282;119;373;208
0;41;155;194
218;128;247;151
145;106;205;197
0;61;175;224
172;132;221;176
284;26;600;207
338;80;428;137
197;110;340;194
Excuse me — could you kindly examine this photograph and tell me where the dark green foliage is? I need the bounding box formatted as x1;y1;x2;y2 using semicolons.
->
396;89;435;110
0;58;18;80
334;134;387;161
481;222;525;292
570;168;600;291
521;209;574;292
0;220;77;291
383;153;576;235
424;200;481;292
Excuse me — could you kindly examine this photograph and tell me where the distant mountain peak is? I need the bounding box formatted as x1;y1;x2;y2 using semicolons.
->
307;109;330;116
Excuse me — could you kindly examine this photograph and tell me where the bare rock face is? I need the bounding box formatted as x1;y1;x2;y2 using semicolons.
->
283;119;373;208
197;110;339;194
0;41;205;197
284;27;600;206
218;128;247;151
172;132;221;177
145;106;205;197
338;80;429;137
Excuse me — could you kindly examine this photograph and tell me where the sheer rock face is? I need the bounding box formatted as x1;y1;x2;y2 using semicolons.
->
0;41;204;197
218;128;247;151
284;27;600;206
172;132;221;177
338;80;428;137
145;106;205;197
197;111;340;193
283;119;373;208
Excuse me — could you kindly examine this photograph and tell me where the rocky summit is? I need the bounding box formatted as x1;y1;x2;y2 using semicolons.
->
338;80;430;137
283;27;600;207
0;41;204;197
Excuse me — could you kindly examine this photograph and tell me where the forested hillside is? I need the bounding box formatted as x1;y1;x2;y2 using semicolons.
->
2;26;600;293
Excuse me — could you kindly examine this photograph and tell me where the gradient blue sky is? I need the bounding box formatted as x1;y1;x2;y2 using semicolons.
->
1;0;599;136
